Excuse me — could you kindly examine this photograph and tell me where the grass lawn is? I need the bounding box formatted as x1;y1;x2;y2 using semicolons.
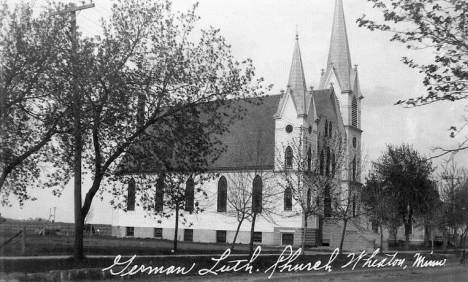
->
0;232;460;276
1;230;464;278
0;232;286;257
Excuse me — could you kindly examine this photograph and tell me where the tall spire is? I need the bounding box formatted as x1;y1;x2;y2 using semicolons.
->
274;33;310;118
320;0;353;91
287;32;308;115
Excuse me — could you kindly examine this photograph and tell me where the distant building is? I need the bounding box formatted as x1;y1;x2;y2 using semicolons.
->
112;0;379;251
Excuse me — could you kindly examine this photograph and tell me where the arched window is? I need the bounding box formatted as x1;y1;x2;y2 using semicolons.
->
307;147;312;171
155;174;165;212
332;153;336;176
185;177;194;212
352;157;357;181
252;175;263;213
307;188;311;210
328;121;332;137
352;195;357;217
326;148;331;176
352;96;358;127
285;146;293;168
324;184;331;217
320;151;324;176
325;119;329;137
217;176;227;212
127;178;136;211
284;187;292;211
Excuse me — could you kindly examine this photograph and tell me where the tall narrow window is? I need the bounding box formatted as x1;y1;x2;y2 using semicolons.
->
324;185;331;217
185;177;194;212
217;176;227;212
328;121;332;137
352;157;357;181
252;175;263;213
325;119;329;137
320;151;324;176
352;195;357;217
325;148;331;176
285;146;293;168
332;153;336;176
307;147;312;171
284;187;292;211
352;96;358;127
155;174;165;212
307;188;311;209
127;178;136;211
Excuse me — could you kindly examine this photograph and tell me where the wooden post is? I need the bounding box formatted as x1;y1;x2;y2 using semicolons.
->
21;226;26;255
50;2;94;261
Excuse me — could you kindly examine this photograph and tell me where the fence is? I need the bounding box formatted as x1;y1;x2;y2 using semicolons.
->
0;226;26;254
0;222;112;236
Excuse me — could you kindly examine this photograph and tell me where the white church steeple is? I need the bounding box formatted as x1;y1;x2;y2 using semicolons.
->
319;0;353;92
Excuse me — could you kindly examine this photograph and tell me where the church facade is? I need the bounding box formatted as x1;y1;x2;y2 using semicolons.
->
111;0;379;251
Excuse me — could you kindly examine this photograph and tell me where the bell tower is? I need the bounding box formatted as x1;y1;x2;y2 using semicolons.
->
318;0;363;186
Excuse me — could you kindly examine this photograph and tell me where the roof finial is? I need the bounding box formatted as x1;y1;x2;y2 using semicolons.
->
321;68;325;76
295;25;299;41
354;64;358;70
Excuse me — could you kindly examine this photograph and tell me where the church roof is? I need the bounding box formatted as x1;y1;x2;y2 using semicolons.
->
313;89;337;119
119;95;281;174
274;35;315;119
288;35;308;116
207;95;280;171
319;0;353;91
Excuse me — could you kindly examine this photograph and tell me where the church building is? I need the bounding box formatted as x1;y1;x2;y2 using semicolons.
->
111;0;379;251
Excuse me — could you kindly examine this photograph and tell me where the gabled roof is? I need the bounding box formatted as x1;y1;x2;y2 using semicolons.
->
208;95;281;170
314;89;335;119
319;0;353;91
313;88;344;131
275;35;311;118
119;95;282;174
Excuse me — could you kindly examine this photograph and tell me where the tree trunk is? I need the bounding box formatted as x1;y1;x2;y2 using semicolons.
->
339;218;348;254
74;212;84;261
249;212;257;257
379;223;384;254
443;228;447;251
230;217;244;252
173;205;179;252
431;229;435;252
424;224;430;247
301;214;308;256
404;223;411;250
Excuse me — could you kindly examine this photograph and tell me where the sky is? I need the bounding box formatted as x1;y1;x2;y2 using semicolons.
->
2;0;467;223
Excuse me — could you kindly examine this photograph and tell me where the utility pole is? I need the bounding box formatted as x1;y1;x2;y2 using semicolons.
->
50;1;94;261
0;42;6;141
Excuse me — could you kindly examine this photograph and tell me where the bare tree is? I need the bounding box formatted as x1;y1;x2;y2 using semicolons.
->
437;161;468;249
332;152;369;254
277;130;346;255
223;123;282;254
225;170;281;254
